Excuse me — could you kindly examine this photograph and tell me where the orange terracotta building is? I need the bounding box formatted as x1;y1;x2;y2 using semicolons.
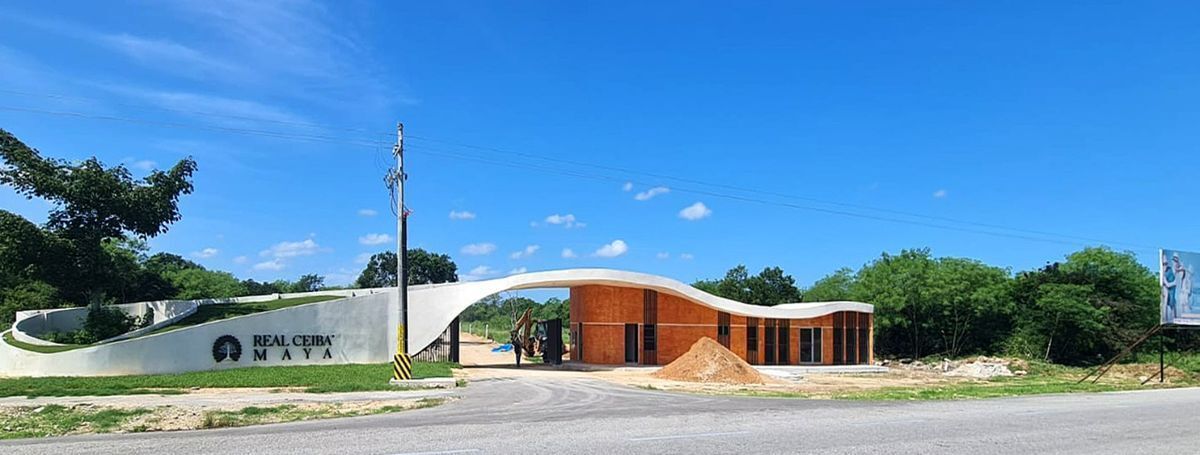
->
568;284;873;366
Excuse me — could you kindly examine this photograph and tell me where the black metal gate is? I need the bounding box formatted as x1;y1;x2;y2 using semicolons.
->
414;317;460;363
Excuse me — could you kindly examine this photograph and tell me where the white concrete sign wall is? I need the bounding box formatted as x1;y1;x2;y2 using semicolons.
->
0;293;393;377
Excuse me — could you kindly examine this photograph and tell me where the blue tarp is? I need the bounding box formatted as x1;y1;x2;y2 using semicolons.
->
491;344;513;353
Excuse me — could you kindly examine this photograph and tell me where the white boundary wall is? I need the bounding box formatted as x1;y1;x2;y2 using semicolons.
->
0;291;397;377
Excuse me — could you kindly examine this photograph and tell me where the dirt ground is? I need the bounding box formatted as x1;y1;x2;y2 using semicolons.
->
456;332;964;396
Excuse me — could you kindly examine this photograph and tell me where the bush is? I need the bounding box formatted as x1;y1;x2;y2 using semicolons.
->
0;281;67;329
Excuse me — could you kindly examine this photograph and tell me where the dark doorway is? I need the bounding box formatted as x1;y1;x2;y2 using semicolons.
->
624;324;639;364
777;319;790;365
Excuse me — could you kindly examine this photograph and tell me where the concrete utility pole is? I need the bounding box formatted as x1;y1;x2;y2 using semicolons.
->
390;122;413;381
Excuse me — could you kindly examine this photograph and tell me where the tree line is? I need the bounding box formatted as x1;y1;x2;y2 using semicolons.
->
696;247;1175;365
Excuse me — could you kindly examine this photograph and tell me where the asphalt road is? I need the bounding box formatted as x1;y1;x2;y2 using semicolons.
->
4;378;1198;454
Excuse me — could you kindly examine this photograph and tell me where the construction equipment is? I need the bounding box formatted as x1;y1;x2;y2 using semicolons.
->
508;307;565;367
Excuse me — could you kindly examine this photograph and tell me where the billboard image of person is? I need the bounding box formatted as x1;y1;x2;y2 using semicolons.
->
1162;249;1198;326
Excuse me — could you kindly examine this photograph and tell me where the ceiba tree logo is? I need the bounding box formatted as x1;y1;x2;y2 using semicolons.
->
212;335;243;362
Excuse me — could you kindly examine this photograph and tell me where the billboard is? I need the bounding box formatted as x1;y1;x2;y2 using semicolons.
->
1162;249;1199;326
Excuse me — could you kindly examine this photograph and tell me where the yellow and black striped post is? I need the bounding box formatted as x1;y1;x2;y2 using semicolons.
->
392;324;412;381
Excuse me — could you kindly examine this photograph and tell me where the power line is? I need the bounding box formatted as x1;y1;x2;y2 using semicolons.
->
405;135;1150;249
0;102;1155;251
405;144;1154;251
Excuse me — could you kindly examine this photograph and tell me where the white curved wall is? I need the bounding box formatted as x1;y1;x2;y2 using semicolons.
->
0;293;393;377
406;268;872;356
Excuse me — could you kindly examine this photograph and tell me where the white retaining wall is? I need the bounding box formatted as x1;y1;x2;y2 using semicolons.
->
0;292;397;377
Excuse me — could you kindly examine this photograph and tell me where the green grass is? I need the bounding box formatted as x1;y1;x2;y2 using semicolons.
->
199;398;447;429
0;362;458;398
2;331;86;354
149;295;342;334
831;377;1142;400
0;404;152;440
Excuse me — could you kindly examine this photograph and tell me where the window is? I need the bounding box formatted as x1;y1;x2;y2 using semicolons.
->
799;328;823;363
746;317;759;365
832;312;844;365
764;319;777;365
845;311;857;365
858;312;870;365
643;324;657;351
717;311;731;348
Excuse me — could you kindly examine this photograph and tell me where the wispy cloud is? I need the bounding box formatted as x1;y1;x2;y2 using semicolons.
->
509;267;528;275
449;210;476;220
121;157;158;171
635;186;670;201
260;238;323;258
680;253;695;260
253;259;285;271
358;209;378;217
656;252;670;260
461;243;497;256
510;245;540;260
561;248;577;259
461;265;497;281
191;247;219;259
233;255;248;264
359;233;392;246
594;240;629;258
543;214;585;229
354;252;373;265
679;202;712;221
622;182;633;192
933;189;948;198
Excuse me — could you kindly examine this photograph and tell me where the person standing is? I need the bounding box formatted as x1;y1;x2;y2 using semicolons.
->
1163;254;1178;322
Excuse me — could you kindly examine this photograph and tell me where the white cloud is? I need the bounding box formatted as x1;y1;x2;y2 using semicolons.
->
261;239;322;258
191;247;219;259
656;252;670;260
461;243;497;256
449;210;476;220
233;255;248;264
509;245;541;260
358;209;378;217
543;213;585;228
933;189;948;198
461;265;497;281
622;182;633;192
594;240;629;258
635;186;670;201
679;202;712;221
354;252;372;265
561;248;577;259
253;259;285;271
509;267;528;275
122;158;158;171
359;233;392;246
680;253;695;260
98;33;241;78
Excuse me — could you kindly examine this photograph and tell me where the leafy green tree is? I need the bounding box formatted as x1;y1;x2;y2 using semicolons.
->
0;281;67;328
241;279;284;296
354;249;459;288
161;268;247;300
1009;247;1157;364
694;265;801;306
292;274;325;293
0;129;197;306
802;268;856;302
852;249;937;359
925;258;1013;357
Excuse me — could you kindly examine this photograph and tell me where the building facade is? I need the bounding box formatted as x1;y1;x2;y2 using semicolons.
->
569;285;873;366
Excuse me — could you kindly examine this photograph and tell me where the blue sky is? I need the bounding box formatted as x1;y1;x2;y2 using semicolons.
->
1;1;1197;291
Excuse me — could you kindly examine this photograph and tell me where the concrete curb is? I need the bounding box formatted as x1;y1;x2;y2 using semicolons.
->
389;377;459;389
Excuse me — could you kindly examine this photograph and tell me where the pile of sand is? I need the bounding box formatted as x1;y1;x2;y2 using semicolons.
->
653;337;768;385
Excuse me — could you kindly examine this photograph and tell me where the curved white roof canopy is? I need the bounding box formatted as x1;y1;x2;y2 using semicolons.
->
406;268;871;355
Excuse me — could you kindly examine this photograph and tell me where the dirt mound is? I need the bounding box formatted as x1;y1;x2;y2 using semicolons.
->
653;337;767;385
1105;364;1191;383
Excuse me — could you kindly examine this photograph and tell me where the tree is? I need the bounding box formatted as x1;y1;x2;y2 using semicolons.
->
161;268;247;300
354;248;459;288
852;249;937;359
694;265;802;306
1009;247;1157;364
0;129;197;306
292;274;325;293
802;268;856;302
925;258;1013;357
241;279;284;296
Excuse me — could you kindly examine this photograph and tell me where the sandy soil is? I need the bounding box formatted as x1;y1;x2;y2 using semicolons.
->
456;332;962;396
